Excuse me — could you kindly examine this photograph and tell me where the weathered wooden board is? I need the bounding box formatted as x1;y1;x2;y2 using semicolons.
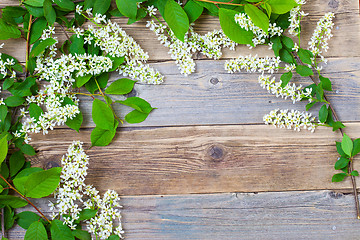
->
5;190;360;239
0;0;359;62
27;123;360;196
73;57;359;127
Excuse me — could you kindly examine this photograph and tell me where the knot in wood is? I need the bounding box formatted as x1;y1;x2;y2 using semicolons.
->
207;145;224;161
328;0;339;8
210;77;219;85
328;191;343;199
45;161;60;170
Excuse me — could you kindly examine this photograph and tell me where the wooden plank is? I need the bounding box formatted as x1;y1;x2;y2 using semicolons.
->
0;0;359;61
72;57;359;127
5;190;360;239
27;123;360;195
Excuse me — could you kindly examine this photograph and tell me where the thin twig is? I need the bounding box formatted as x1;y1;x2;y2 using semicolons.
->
59;24;72;43
25;14;33;79
0;175;51;223
294;53;360;219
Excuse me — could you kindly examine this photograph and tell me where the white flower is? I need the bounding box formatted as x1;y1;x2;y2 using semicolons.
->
264;109;317;132
147;5;157;17
75;5;83;15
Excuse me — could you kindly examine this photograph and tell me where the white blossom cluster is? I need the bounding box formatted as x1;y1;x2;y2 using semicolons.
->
17;51;112;143
288;0;308;36
78;11;164;84
0;45;16;106
146;7;236;76
263;108;316;132
234;13;283;48
50;141;124;239
308;12;335;65
258;74;314;104
224;54;281;74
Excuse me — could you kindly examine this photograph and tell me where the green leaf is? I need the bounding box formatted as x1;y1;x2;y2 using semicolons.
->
341;134;353;157
116;0;138;19
23;167;62;198
24;0;45;7
336;141;346;157
107;236;120;240
351;170;359;177
25;221;47;240
271;36;282;56
219;8;253;45
44;0;57;25
319;75;332;91
10;151;25;177
125;110;149;124
105;78;136;95
92;99;114;130
75;74;92;88
116;97;154;114
29;18;47;44
96;72;109;89
281;36;294;49
280;71;292;88
184;0;203;23
267;0;297;14
109;56;124;71
29;103;43;120
17;211;43;230
94;0;111;15
296;65;313;77
332;173;347;182
91;125;117;147
0;195;28;208
334;156;350;170
0;185;3;193
4;96;25;107
66;112;83;132
0;105;8;122
164;0;190;42
279;49;293;63
72;230;91;240
78;209;98;221
30;38;57;58
352;139;360;157
3;78;14;90
0;135;8;165
51;219;74;240
298;48;312;65
13;167;44;194
318;104;328;123
261;3;272;18
20;144;37;156
244;4;269;33
0;19;22;40
53;0;75;10
70;35;85;54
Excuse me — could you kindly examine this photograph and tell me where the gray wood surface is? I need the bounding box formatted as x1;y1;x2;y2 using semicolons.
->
28;123;360;195
75;57;360;127
5;191;360;240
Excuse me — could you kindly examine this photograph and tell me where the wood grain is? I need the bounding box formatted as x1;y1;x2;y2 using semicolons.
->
73;58;359;127
5;190;360;239
0;0;359;62
26;123;360;196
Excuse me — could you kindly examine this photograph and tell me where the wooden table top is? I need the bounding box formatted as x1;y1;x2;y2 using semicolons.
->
2;0;360;239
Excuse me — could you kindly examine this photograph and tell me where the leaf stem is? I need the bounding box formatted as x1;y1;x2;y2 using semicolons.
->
25;14;33;78
294;53;360;219
0;174;51;223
